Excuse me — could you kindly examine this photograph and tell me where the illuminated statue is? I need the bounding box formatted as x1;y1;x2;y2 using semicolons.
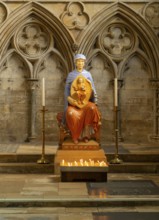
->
62;54;101;144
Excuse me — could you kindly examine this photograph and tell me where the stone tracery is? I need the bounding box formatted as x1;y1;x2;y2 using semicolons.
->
0;1;8;25
60;2;90;30
14;23;51;59
144;2;159;28
143;2;159;38
101;24;134;59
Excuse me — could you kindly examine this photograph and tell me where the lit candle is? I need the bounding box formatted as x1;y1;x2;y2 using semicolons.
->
61;160;65;165
74;161;78;166
42;78;45;106
114;78;118;106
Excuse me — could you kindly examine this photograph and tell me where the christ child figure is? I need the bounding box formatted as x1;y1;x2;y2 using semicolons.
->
73;77;87;105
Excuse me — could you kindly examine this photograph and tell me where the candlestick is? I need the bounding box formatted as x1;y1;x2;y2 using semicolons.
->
42;78;45;106
114;78;118;106
37;106;49;164
110;105;123;164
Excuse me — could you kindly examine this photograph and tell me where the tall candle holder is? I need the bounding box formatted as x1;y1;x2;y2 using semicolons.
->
37;106;49;164
110;106;123;164
110;78;123;164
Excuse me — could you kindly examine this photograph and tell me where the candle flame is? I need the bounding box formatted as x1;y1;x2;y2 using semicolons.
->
60;159;107;167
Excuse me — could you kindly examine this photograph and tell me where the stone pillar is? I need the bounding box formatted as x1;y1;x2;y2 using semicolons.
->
118;79;124;142
27;79;39;141
150;79;159;141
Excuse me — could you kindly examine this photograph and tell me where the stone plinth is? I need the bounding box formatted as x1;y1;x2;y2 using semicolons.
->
60;165;108;182
62;139;100;150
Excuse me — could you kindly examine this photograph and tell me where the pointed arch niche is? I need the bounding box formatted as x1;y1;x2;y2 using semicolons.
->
0;2;74;142
0;50;30;142
78;2;159;76
0;1;74;70
75;2;159;144
119;52;153;143
35;50;68;141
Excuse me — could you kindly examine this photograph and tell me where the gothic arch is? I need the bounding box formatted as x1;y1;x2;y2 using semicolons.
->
78;2;159;78
86;49;117;77
0;49;32;79
118;49;153;80
34;49;68;79
0;1;75;70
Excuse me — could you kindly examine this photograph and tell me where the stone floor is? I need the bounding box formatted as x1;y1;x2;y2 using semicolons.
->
0;141;159;219
0;173;159;219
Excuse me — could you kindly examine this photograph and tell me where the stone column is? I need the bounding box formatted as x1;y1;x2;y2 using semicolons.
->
27;79;39;141
150;79;159;141
118;79;124;142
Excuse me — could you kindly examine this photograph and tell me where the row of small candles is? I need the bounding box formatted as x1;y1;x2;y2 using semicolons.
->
60;159;107;167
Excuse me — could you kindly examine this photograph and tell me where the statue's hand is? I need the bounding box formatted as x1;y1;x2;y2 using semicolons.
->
67;96;77;106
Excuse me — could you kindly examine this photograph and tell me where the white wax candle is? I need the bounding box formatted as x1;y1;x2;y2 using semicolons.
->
114;78;118;106
42;78;45;106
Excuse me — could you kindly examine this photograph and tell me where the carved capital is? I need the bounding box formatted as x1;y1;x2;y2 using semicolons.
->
27;79;39;90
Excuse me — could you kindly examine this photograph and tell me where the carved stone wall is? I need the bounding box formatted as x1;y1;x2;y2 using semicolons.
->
0;0;159;144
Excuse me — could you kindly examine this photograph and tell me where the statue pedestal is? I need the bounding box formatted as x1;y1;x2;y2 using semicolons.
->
60;165;108;182
55;140;109;182
62;139;100;150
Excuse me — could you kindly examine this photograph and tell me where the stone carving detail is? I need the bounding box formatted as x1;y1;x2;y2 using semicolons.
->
27;79;39;90
143;2;159;37
14;23;51;59
100;24;135;59
144;2;159;28
60;2;90;30
0;2;8;25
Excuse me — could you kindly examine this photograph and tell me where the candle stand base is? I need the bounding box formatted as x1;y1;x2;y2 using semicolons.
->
110;155;123;164
37;157;50;164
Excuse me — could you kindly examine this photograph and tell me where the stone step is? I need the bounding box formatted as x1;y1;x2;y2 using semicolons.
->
109;162;159;173
0;154;54;163
0;153;159;163
0;162;158;174
107;154;159;163
0;162;54;174
0;197;159;208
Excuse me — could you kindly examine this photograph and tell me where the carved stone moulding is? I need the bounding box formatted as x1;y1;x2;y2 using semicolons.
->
0;1;8;25
97;22;136;61
60;1;90;30
12;22;52;61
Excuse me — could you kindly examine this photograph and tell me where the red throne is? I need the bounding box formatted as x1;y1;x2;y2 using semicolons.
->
56;112;101;147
